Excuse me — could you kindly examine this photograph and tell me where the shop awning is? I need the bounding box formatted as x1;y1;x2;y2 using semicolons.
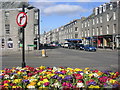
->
65;39;82;41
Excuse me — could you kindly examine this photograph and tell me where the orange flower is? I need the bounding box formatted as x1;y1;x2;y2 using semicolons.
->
30;82;36;86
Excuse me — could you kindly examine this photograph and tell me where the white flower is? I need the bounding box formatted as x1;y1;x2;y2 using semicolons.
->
54;82;60;88
4;74;9;79
76;83;84;88
27;85;35;88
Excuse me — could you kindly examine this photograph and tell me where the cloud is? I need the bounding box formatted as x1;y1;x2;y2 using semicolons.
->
43;4;88;16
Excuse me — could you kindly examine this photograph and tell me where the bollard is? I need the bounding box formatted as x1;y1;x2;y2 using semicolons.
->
42;49;46;57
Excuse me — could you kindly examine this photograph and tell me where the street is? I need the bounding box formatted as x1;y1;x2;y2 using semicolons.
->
2;47;119;71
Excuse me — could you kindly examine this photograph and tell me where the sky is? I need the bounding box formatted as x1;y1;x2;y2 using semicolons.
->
28;0;110;34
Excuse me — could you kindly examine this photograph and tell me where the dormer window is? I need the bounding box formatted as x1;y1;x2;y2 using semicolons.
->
103;4;106;12
95;7;98;15
99;5;103;14
110;4;113;10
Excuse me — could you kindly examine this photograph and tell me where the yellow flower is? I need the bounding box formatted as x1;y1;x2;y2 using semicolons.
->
109;79;116;84
17;71;22;75
4;83;9;86
37;82;41;86
59;74;64;78
12;86;17;88
13;79;22;83
74;68;83;72
40;66;46;69
85;67;90;70
89;74;93;77
89;85;100;88
43;79;49;83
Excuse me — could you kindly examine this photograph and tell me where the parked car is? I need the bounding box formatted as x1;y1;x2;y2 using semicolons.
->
84;45;96;51
68;43;76;49
74;43;84;50
63;43;70;48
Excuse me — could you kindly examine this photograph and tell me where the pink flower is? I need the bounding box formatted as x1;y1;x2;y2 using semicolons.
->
44;82;50;86
99;76;108;83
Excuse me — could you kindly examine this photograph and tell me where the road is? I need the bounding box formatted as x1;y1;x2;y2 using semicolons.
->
1;47;119;71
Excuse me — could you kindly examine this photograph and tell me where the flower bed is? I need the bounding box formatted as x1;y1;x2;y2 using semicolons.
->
0;66;120;89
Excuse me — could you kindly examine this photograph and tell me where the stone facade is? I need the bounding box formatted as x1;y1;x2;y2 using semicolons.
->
0;2;40;51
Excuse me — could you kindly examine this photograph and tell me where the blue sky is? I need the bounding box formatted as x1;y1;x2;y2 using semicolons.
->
29;0;110;34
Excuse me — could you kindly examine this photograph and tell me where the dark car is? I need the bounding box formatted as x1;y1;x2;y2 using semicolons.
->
68;43;76;49
75;44;84;50
84;45;96;51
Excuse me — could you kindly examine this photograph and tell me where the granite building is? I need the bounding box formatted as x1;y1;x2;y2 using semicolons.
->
81;1;120;49
0;2;40;51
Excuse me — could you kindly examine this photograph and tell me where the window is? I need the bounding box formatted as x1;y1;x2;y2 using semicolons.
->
99;5;102;14
82;31;83;37
75;27;78;31
93;29;95;36
1;39;5;48
5;24;10;34
82;23;83;28
85;22;87;27
85;31;87;37
100;26;103;35
113;12;116;20
93;19;95;25
88;21;89;26
96;27;99;36
5;11;9;20
75;34;78;38
103;4;106;12
88;29;90;36
113;24;116;34
100;16;102;23
96;18;99;24
35;12;38;19
107;14;109;21
107;25;109;34
34;24;38;34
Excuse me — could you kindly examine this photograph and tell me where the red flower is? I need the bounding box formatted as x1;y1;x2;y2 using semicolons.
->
73;74;83;79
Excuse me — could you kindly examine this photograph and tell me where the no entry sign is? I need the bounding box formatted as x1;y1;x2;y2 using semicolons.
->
16;12;27;27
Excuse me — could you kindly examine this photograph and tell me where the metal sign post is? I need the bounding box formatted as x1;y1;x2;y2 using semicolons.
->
16;5;27;68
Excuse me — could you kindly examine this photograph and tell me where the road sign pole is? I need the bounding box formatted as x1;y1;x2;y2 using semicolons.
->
22;5;26;68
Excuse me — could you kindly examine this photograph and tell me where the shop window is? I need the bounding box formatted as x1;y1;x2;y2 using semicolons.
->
75;34;78;38
7;38;13;48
